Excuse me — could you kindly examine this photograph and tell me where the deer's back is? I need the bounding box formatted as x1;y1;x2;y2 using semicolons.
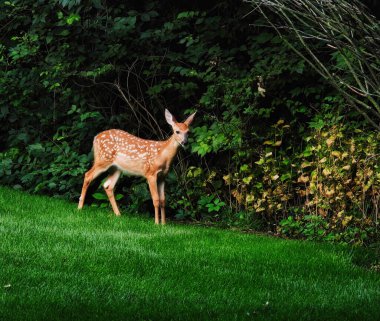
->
93;129;164;170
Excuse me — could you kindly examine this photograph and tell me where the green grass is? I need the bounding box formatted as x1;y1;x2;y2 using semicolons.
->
0;187;379;321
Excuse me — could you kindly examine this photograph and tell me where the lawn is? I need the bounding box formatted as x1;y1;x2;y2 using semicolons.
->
0;186;379;321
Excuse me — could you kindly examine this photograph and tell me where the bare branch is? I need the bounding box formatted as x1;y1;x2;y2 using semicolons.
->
247;0;380;127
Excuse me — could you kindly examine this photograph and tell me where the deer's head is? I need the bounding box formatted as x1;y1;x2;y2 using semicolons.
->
165;109;196;146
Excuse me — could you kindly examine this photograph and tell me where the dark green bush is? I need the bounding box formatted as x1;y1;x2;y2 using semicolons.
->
0;0;378;244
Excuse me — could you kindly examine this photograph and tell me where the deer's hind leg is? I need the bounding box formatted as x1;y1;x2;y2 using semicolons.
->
103;169;122;216
78;160;112;210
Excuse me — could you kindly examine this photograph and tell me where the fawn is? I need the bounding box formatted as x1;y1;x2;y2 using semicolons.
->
78;109;196;224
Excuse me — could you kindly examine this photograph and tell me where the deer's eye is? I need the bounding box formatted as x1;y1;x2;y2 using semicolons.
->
175;131;180;134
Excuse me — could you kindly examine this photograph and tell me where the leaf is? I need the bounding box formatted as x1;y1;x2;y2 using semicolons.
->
255;158;264;165
342;216;353;227
331;151;341;158
141;13;150;22
301;161;312;168
255;32;273;44
164;22;174;30
280;173;291;182
246;194;254;203
66;13;80;25
92;192;107;200
309;119;325;130
242;176;253;184
115;194;123;200
80;111;102;122
113;16;136;31
177;11;197;19
223;174;232;185
92;0;103;9
297;175;309;183
240;164;249;172
46;35;53;44
324;188;335;198
326;137;335;147
59;29;70;36
295;60;305;74
258;85;266;97
322;168;331;176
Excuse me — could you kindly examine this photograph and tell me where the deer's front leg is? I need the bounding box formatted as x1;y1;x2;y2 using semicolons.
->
147;175;160;224
158;180;166;225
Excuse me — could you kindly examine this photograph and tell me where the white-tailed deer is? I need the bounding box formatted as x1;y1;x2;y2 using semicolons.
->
78;109;196;224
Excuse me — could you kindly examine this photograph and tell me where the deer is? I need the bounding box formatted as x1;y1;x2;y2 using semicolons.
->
77;109;196;224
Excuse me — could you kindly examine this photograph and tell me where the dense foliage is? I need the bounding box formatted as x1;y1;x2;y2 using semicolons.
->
0;0;379;245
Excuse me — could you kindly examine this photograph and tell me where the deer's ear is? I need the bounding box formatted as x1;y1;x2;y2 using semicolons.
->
184;111;196;126
165;109;177;126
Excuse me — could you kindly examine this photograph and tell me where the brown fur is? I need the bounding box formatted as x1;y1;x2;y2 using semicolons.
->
78;109;196;224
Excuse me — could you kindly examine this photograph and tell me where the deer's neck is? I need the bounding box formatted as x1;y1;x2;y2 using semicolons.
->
149;136;180;176
162;135;181;159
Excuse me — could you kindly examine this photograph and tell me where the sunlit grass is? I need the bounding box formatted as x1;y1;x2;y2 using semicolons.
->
0;186;379;321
